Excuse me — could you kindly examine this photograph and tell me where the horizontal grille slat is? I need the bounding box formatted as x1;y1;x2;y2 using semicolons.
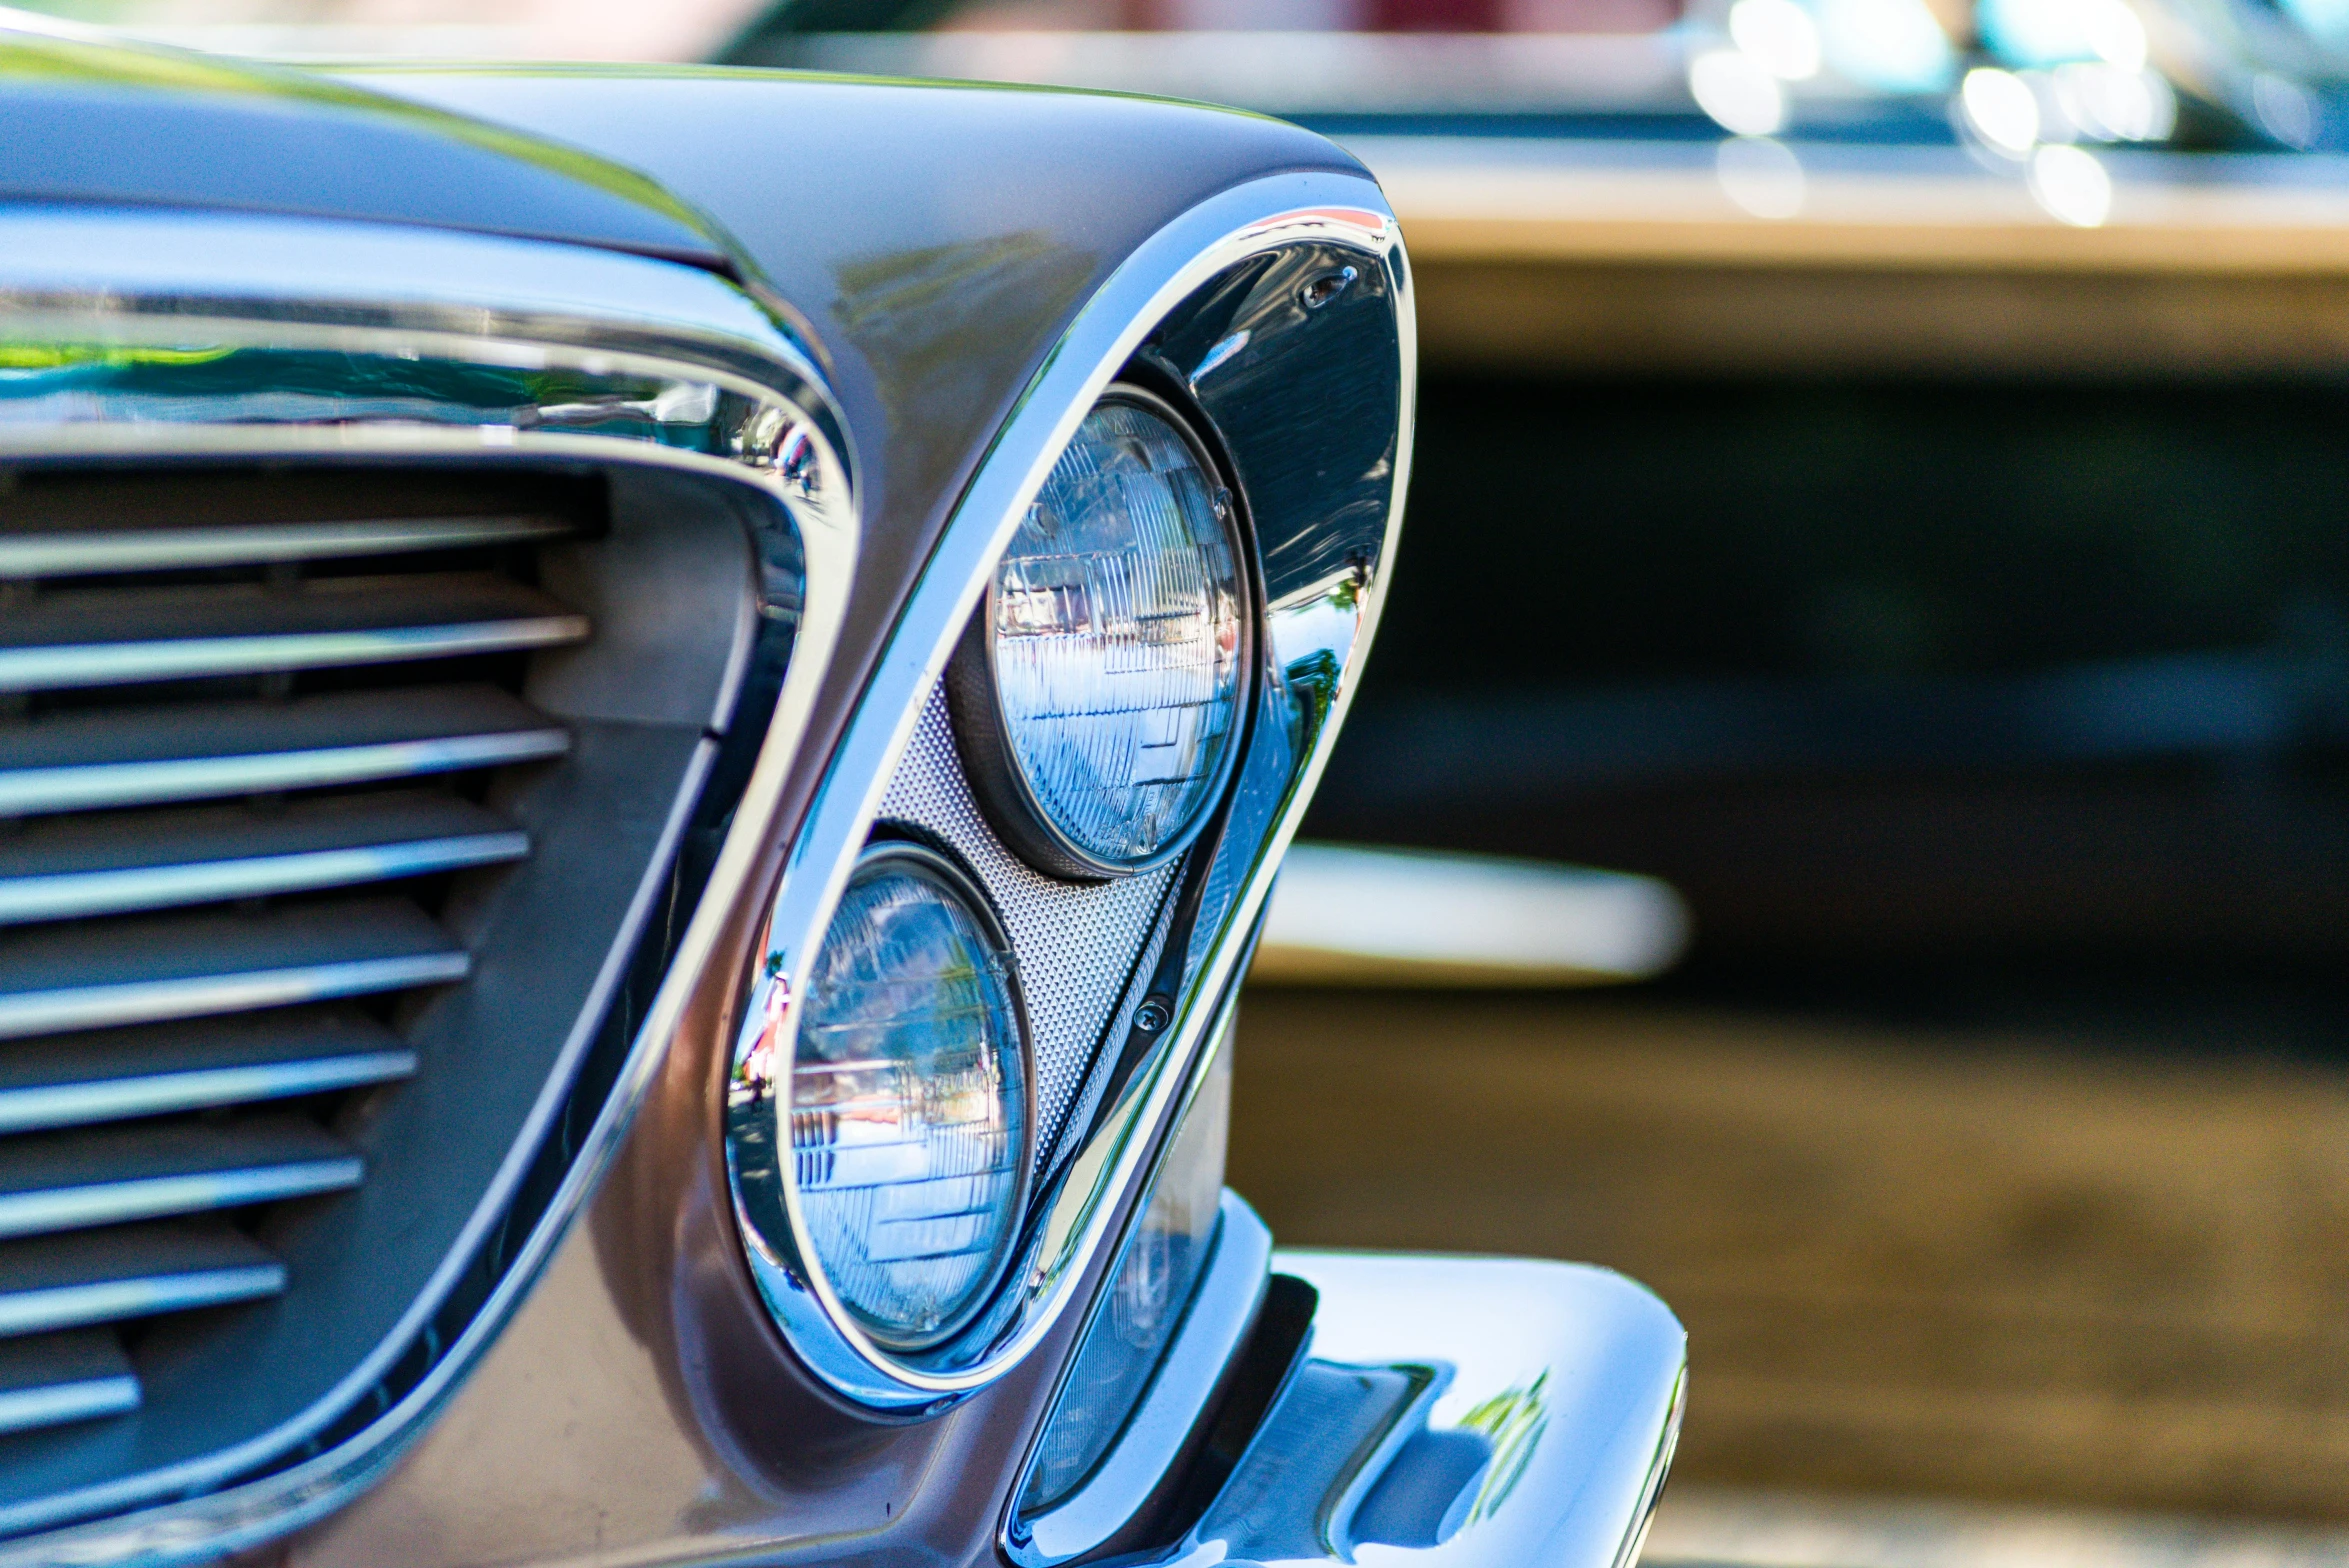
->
0;1222;284;1337
0;900;468;1041
0;685;570;817
0;514;572;578
0;1116;362;1240
0;1007;416;1135
0;792;528;925
0;575;588;693
0;1331;137;1436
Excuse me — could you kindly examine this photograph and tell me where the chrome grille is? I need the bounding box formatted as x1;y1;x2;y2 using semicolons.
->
0;471;587;1439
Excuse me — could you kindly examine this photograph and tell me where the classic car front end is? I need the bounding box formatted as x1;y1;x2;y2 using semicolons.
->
0;18;1683;1568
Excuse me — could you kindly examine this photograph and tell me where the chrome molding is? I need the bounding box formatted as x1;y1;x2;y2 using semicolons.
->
0;711;574;818
0;949;474;1043
0;206;860;1562
725;169;1413;1409
0;1051;419;1137
0;515;572;577
0;616;589;695
0;1171;366;1244
1193;1253;1688;1568
0;1343;139;1438
0;1265;289;1341
0;829;533;927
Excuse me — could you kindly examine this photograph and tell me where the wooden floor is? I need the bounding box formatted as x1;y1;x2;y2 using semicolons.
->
1227;987;2349;1521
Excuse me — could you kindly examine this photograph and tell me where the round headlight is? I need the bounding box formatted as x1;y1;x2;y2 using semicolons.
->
791;843;1032;1351
950;386;1251;880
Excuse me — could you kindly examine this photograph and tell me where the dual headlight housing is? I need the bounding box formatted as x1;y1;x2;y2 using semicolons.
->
779;383;1253;1355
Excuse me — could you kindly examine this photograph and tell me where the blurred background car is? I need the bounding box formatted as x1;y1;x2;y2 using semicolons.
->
34;0;2349;1553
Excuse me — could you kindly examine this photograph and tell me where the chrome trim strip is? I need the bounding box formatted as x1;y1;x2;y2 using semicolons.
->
0;1378;139;1439
1614;1367;1687;1568
0;208;860;1558
0;1265;288;1340
0;516;572;578
0;1054;419;1137
1021;1191;1272;1564
0;729;571;818
0;616;590;695
726;171;1411;1409
0;952;471;1043
0;206;797;381
0;832;529;925
0;1160;365;1242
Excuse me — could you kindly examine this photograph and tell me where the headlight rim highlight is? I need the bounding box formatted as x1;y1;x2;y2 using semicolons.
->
948;380;1257;884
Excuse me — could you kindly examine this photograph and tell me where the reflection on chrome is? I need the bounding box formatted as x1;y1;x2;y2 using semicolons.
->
1189;329;1250;387
0;212;854;524
1266;562;1370;742
0;345;751;458
1172;1253;1686;1568
1456;1371;1551;1527
1011;1025;1239;1563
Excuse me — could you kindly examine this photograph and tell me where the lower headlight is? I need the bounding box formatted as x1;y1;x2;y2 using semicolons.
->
951;386;1251;880
791;842;1033;1351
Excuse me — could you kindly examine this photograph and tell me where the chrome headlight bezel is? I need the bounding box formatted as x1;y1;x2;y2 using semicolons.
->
722;179;1408;1416
947;381;1257;883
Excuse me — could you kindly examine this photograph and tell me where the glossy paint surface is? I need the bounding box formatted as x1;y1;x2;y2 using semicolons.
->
349;67;1366;826
0;21;727;269
269;68;1390;1568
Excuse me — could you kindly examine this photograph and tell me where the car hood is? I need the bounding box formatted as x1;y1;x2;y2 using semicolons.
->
0;12;735;270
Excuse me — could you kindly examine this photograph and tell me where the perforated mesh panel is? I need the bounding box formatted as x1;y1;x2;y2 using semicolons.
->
878;685;1178;1166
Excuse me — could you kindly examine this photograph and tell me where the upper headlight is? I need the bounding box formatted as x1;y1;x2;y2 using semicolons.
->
791;843;1032;1351
950;387;1252;880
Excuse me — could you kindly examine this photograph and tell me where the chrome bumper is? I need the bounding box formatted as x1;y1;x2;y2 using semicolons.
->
1188;1250;1686;1568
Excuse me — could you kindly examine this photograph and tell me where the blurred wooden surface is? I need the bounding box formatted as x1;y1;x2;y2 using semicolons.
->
1371;150;2349;377
1411;261;2349;377
1228;988;2349;1519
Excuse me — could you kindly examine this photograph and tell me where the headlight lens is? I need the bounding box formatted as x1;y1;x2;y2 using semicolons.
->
953;388;1250;879
792;844;1032;1351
